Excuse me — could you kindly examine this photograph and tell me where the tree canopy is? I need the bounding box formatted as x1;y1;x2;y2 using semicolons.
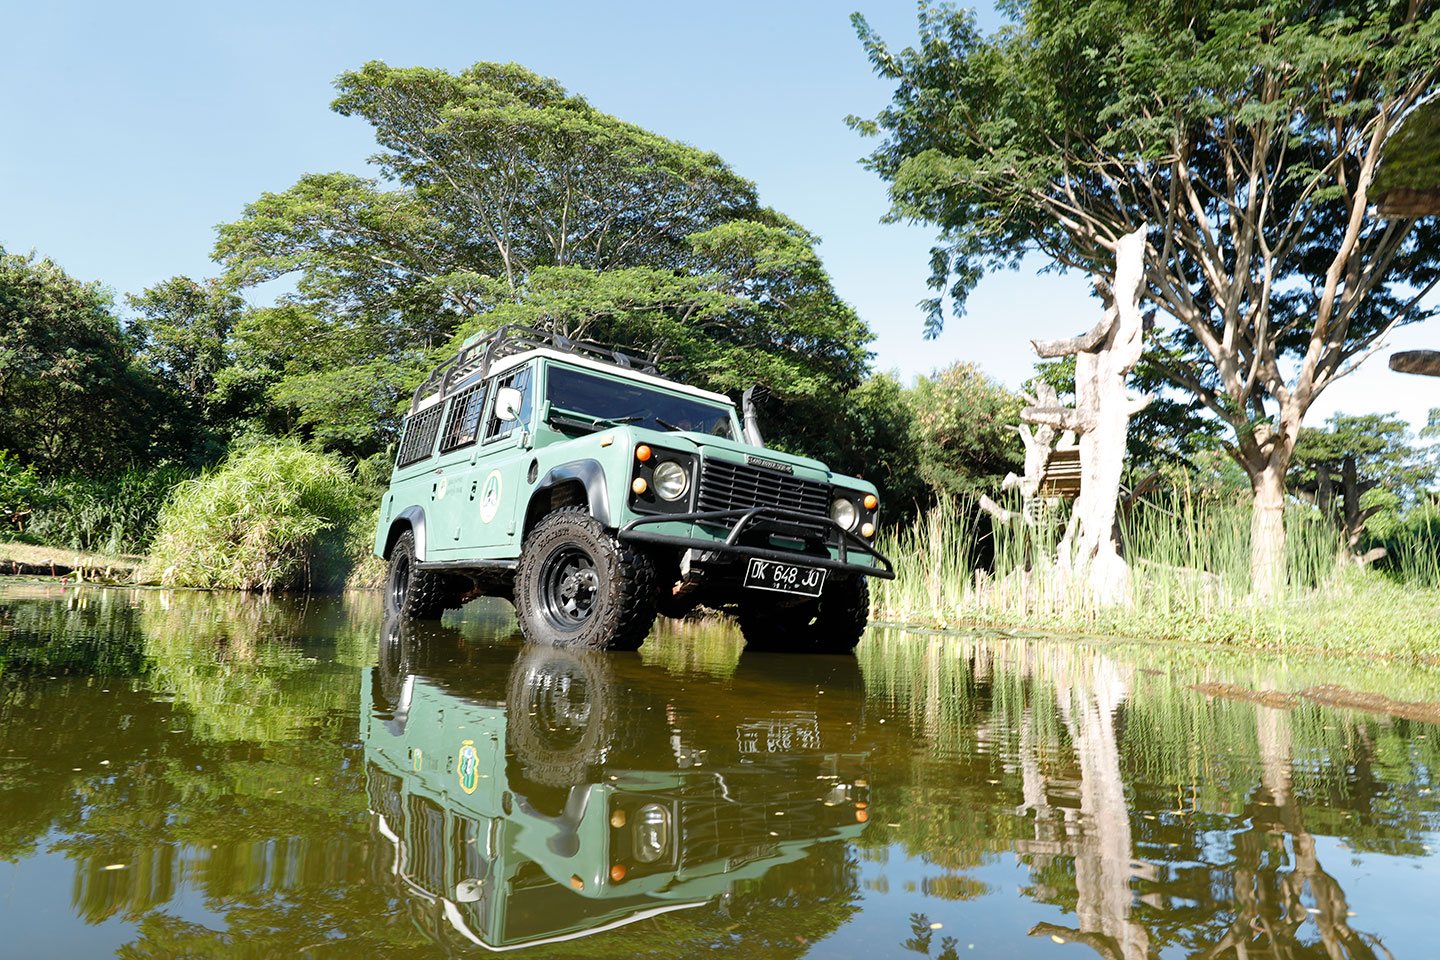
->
1293;411;1437;502
216;61;872;459
0;249;163;474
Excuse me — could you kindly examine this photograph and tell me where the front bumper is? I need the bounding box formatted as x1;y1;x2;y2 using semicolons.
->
617;506;894;580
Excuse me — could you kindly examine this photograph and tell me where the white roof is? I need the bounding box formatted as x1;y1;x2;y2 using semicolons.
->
490;347;735;405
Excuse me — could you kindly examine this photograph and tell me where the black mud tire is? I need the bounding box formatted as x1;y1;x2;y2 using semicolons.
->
737;576;870;654
384;530;462;620
513;507;657;651
505;646;614;796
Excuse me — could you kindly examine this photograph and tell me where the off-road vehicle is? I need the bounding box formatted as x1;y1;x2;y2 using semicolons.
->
374;325;892;652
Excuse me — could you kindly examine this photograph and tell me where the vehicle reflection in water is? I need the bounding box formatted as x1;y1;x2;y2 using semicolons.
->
363;617;872;953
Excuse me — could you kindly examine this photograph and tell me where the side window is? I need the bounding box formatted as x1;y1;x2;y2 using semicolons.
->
396;404;445;467
439;381;487;453
484;365;534;442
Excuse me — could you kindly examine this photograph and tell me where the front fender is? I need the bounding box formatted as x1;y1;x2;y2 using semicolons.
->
531;459;612;528
379;505;429;561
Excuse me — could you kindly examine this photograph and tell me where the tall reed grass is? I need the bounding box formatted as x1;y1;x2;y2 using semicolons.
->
1379;505;1440;588
875;491;1440;655
142;440;365;592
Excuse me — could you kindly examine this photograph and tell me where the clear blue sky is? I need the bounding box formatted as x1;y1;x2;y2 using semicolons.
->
2;0;1433;430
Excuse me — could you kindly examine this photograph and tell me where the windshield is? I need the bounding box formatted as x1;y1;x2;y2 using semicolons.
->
546;365;736;438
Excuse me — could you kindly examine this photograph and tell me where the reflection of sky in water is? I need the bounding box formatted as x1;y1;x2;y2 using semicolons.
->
2;585;1440;958
817;836;1440;959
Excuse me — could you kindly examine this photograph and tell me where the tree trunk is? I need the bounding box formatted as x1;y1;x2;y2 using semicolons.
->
1250;461;1288;599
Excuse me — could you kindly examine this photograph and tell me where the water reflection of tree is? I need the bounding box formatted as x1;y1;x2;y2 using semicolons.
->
1;587;428;956
858;630;1440;959
5;589;867;958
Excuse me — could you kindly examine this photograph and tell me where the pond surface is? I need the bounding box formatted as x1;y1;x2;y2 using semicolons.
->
2;584;1439;959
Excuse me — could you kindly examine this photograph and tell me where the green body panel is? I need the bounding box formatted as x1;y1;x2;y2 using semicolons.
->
373;355;881;566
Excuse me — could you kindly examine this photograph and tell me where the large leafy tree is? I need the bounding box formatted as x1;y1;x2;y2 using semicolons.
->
1293;410;1436;503
0;249;162;474
909;362;1024;498
216;62;870;459
853;0;1440;595
127;276;249;463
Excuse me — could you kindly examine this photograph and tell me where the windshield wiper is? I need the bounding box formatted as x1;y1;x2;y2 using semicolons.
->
653;417;684;432
548;411;646;435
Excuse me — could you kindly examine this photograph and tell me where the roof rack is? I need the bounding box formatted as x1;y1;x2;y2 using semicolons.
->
410;324;661;413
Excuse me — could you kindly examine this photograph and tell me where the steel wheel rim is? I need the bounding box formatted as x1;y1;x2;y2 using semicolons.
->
391;553;411;611
524;662;594;749
540;546;601;630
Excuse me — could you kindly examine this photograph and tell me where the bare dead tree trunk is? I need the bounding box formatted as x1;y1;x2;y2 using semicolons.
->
1027;226;1151;606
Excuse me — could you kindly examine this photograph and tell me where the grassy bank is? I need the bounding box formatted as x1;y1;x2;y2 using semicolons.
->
875;495;1440;661
0;542;139;581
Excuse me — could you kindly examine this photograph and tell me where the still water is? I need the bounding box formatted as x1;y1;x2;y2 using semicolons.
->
2;584;1439;959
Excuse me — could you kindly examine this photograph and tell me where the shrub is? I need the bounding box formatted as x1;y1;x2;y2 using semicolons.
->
1375;502;1440;588
25;465;188;555
143;439;365;592
0;450;41;533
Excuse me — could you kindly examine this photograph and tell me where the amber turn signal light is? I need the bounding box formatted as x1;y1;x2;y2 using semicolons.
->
864;494;878;510
610;864;628;882
632;477;648;495
635;444;652;462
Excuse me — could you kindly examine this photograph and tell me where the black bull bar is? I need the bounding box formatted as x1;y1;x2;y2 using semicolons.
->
617;506;895;579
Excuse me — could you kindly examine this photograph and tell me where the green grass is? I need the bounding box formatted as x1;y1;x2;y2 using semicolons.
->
6;464;188;556
875;494;1440;661
1379;504;1440;588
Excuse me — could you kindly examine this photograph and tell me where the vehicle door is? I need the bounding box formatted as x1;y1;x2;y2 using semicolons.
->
426;377;489;555
461;362;537;558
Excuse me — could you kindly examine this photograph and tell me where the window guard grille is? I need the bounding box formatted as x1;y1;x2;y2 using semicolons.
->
396;404;444;467
439;382;486;453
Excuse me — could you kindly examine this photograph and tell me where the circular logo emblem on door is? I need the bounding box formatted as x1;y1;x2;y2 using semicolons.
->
457;740;479;794
479;470;503;523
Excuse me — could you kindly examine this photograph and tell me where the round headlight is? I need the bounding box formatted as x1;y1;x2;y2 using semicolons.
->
831;497;859;531
653;460;689;501
633;803;671;863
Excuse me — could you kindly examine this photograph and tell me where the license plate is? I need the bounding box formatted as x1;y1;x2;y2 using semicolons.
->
742;558;827;597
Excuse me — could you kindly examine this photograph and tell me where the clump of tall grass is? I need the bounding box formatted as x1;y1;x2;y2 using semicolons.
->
874;489;1384;643
1376;504;1440;588
1118;490;1342;616
142;439;365;592
880;497;982;624
24;465;189;556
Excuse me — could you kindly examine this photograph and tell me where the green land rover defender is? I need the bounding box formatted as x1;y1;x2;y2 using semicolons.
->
374;325;892;652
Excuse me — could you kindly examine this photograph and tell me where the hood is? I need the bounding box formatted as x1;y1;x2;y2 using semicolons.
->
644;430;831;478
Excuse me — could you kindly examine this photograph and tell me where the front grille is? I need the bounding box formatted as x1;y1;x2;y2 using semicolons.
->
696;458;830;518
